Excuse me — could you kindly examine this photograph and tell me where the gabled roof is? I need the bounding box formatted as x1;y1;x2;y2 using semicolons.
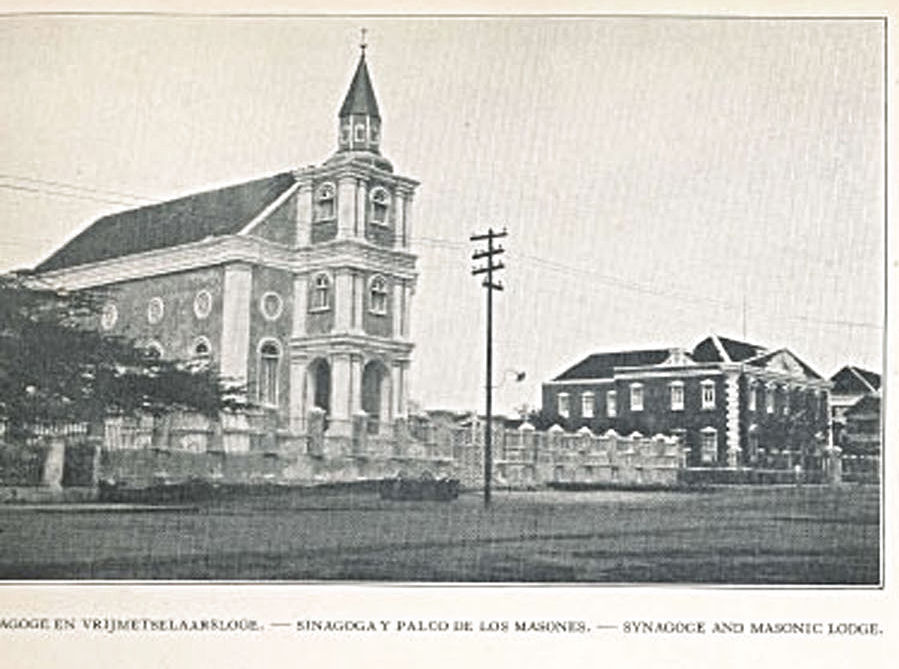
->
36;172;296;272
831;366;881;394
745;348;822;380
692;335;767;363
339;54;380;119
554;349;672;381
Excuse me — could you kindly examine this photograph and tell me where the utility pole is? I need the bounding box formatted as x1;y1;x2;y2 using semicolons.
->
471;227;506;508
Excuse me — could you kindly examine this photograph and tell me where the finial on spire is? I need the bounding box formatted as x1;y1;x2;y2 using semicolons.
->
360;27;368;54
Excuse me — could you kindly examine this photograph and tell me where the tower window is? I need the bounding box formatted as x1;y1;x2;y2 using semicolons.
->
370;187;390;225
340;124;350;146
369;275;388;315
310;273;331;311
370;123;380;144
258;340;281;407
314;183;336;221
355;124;365;142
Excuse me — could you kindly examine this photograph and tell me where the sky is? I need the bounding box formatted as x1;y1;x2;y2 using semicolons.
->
0;15;886;415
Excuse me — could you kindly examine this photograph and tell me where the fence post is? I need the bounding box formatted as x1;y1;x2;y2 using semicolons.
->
41;436;65;491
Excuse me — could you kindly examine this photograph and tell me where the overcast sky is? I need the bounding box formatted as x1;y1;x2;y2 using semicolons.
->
0;15;885;414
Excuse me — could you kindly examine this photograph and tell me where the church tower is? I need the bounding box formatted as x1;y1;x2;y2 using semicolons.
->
288;42;418;438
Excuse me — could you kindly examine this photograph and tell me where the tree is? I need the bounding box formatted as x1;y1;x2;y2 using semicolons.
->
0;272;244;440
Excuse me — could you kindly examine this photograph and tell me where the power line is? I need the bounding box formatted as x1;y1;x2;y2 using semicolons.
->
0;174;159;204
0;182;145;208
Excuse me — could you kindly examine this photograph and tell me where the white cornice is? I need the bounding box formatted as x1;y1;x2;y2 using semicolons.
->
289;333;414;359
36;236;290;289
35;233;420;289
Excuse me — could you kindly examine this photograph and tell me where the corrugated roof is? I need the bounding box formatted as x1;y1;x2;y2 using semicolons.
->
554;349;672;381
37;172;296;272
339;54;380;119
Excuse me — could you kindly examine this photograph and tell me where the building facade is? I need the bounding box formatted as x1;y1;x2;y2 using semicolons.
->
34;48;418;442
830;366;881;455
541;335;832;467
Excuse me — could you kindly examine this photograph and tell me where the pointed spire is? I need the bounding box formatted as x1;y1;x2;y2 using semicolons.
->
333;35;391;170
339;48;380;119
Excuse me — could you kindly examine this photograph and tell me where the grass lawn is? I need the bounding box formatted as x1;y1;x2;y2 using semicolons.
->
0;484;880;583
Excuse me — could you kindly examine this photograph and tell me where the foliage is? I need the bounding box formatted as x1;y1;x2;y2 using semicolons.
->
0;272;245;439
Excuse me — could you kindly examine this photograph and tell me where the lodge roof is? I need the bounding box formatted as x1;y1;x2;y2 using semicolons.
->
831;365;881;395
691;335;767;363
36;172;296;272
553;349;673;381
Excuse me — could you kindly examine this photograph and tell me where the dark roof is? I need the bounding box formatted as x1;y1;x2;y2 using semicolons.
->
691;335;766;363
554;349;672;381
745;349;822;380
37;172;296;272
831;366;881;394
339;54;380;119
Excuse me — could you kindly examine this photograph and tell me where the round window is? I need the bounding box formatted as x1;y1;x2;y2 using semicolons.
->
260;291;283;321
100;302;118;330
194;289;213;320
147;297;165;324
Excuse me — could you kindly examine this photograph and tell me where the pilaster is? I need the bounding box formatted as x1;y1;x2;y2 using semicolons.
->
334;269;353;332
288;356;309;433
330;353;352;435
725;370;741;465
220;262;252;388
337;176;357;240
292;273;308;337
295;180;313;246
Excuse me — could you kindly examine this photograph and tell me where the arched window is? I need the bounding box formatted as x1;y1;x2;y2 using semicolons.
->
314;183;336;221
144;340;164;361
192;336;212;368
369;275;388;315
370;187;390;225
147;297;165;325
258;340;281;406
100;302;118;330
310;273;331;311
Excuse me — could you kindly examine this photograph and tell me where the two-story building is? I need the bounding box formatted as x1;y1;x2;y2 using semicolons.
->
32;46;418;443
542;335;832;467
830;365;881;455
